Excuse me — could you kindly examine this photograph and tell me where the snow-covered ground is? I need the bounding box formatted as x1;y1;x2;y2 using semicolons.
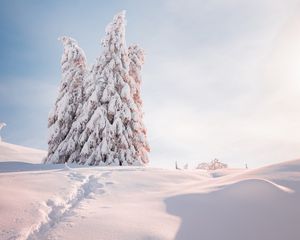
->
0;142;299;240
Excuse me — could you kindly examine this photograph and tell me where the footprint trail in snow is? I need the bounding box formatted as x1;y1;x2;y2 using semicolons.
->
26;170;112;240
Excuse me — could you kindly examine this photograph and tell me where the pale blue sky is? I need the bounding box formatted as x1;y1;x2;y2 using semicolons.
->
1;0;300;168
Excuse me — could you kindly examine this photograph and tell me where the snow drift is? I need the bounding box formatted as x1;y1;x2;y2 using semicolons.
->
0;141;46;164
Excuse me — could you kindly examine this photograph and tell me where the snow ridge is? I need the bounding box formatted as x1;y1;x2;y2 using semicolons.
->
25;171;109;240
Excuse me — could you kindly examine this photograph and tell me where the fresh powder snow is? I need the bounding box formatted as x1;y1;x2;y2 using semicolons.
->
0;141;300;240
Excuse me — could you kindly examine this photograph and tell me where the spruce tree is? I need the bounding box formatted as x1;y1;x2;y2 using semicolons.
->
128;45;150;164
79;11;137;166
46;36;87;163
53;64;95;164
46;11;150;166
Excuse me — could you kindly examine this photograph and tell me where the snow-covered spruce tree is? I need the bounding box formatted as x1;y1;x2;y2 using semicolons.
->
78;10;142;166
128;45;150;164
46;36;87;163
45;11;150;166
53;71;95;164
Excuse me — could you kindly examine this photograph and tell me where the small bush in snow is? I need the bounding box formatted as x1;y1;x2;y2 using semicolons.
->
196;159;228;170
196;162;210;170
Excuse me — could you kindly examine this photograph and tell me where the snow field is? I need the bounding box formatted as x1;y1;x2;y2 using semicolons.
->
0;142;300;240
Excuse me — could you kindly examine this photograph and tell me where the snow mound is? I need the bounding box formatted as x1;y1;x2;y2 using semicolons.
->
166;177;300;240
0;141;46;164
248;158;300;175
208;168;245;178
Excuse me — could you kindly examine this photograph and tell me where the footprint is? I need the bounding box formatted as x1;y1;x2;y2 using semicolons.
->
94;189;106;195
101;171;112;178
105;181;114;185
68;172;86;182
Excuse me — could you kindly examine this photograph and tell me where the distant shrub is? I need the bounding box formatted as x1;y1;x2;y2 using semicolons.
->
196;158;227;170
196;162;210;170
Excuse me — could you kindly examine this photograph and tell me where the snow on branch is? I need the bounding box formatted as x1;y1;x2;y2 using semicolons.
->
0;122;6;141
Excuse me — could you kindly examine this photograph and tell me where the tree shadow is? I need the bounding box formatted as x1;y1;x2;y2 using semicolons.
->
0;161;65;173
